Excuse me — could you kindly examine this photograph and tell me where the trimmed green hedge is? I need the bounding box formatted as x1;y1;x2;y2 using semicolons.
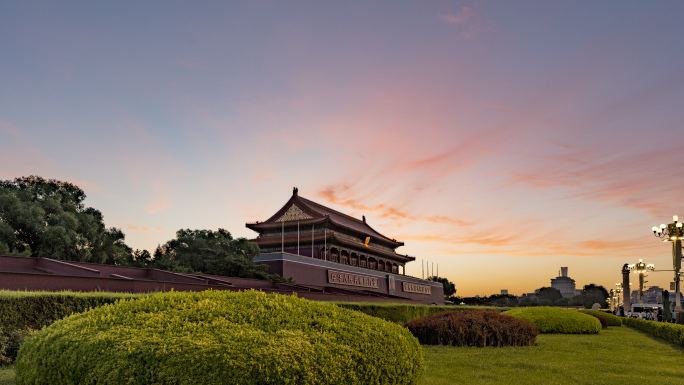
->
503;307;601;334
579;310;621;326
16;290;424;385
0;290;139;331
335;302;509;324
622;318;684;347
0;290;139;365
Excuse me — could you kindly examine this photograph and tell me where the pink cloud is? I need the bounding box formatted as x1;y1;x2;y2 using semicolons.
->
439;7;473;24
127;225;140;231
146;182;171;214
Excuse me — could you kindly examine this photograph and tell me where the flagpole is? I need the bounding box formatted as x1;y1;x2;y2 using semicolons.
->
324;229;327;261
281;221;284;252
311;225;314;258
297;221;300;255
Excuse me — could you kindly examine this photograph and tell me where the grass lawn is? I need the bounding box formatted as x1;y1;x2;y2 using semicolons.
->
419;326;684;385
0;366;14;385
3;327;681;384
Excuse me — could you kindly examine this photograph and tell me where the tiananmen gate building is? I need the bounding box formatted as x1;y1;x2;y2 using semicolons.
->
247;188;444;304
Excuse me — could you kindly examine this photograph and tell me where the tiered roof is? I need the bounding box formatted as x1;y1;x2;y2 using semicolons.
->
246;188;405;249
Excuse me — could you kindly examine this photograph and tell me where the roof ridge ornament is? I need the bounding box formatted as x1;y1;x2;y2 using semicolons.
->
293;187;298;195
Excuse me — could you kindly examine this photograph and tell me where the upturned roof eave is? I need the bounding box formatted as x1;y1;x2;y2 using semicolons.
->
251;233;413;263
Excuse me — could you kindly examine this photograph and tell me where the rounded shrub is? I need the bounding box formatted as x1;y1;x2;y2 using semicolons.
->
578;310;622;326
503;307;601;334
405;310;538;347
16;290;424;385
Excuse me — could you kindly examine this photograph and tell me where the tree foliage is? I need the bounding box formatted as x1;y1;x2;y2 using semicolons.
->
428;276;456;298
0;176;129;263
486;294;519;307
536;287;563;303
152;228;282;281
579;284;609;309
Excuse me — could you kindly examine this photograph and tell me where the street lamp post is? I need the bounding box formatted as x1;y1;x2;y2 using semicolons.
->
628;259;655;303
614;283;623;313
652;215;684;312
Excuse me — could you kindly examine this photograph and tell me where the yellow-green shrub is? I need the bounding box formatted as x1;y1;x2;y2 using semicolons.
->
579;310;621;326
503;307;601;334
16;290;424;385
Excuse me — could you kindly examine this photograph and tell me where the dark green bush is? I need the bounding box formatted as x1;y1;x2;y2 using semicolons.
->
16;290;424;385
503;307;601;334
405;310;538;347
579;310;621;326
334;302;509;324
0;290;137;365
0;327;33;365
622;318;684;347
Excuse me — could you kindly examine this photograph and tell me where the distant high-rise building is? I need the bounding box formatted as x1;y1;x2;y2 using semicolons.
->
501;289;508;295
551;267;576;297
632;286;664;304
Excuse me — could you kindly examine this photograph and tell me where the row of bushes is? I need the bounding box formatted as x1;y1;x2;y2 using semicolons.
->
579;310;622;327
0;290;139;365
16;290;424;385
1;291;503;366
334;302;509;324
405;310;538;347
622;317;684;347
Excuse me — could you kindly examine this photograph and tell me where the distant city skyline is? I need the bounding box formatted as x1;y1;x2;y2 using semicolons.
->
2;1;684;296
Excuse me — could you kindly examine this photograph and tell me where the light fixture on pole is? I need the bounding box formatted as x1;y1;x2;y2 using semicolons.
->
608;289;615;312
628;259;654;304
652;215;684;312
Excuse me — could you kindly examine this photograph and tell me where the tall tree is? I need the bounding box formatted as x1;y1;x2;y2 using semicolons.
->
580;284;609;309
536;287;563;304
153;228;282;281
0;176;130;262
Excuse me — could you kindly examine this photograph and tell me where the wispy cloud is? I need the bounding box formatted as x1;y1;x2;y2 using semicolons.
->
439;7;473;25
145;182;171;214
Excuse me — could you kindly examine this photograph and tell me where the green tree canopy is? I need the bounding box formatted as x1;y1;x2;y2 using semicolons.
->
0;176;129;263
536;287;563;304
152;228;281;281
486;294;519;307
580;284;609;309
428;276;456;298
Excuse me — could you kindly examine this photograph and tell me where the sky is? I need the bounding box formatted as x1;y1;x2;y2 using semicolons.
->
2;1;684;297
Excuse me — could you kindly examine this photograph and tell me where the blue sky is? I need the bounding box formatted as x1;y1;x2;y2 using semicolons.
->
2;1;684;296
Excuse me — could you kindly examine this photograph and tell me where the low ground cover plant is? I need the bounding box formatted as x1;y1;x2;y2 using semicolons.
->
503;307;601;334
16;290;424;385
406;310;538;347
578;310;621;326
